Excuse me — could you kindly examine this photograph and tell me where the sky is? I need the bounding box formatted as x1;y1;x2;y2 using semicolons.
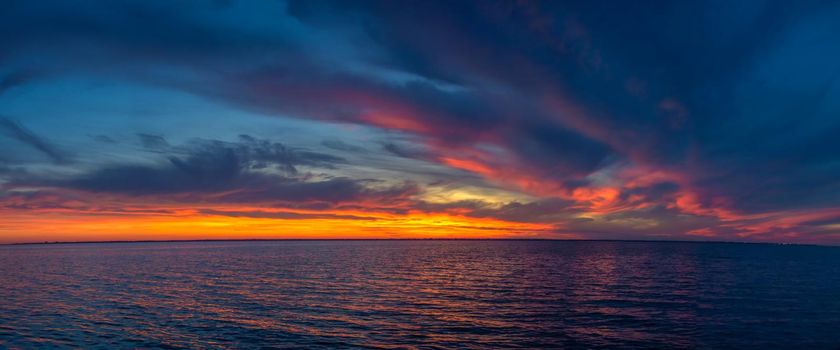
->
1;0;839;244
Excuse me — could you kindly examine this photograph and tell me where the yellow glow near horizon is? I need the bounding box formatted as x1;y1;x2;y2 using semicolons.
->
418;185;535;205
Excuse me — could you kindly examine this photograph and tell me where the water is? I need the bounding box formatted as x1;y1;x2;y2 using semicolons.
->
1;240;839;349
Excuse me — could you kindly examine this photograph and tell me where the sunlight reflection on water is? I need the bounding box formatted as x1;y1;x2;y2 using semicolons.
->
1;240;839;349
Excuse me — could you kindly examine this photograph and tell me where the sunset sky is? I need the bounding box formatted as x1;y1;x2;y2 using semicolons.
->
1;0;839;244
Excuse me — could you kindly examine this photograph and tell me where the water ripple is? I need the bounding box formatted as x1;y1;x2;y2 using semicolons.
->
2;241;840;349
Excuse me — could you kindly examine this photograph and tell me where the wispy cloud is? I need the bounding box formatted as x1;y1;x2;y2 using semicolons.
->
0;117;66;163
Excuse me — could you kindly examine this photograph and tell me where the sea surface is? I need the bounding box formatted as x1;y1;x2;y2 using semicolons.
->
1;240;839;349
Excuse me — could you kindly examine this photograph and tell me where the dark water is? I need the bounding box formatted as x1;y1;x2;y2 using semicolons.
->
1;241;839;349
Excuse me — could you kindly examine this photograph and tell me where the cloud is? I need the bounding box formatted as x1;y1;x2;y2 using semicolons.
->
64;147;241;195
416;198;580;224
90;134;117;144
137;133;170;150
0;117;66;163
6;134;415;209
43;135;345;194
0;70;37;96
321;139;366;153
235;134;345;173
198;209;375;221
380;142;429;160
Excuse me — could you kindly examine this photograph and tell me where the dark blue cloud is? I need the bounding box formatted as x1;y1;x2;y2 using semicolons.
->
0;117;66;163
137;133;170;150
6;135;414;207
56;136;347;194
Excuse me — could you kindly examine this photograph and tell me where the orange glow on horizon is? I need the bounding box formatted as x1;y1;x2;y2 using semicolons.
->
0;207;558;244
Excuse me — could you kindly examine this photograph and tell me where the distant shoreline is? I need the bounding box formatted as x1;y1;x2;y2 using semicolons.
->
1;238;829;247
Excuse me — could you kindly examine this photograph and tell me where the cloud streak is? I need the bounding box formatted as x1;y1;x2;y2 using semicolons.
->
0;117;66;163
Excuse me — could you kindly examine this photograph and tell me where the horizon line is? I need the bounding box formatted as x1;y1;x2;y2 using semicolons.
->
1;238;833;247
